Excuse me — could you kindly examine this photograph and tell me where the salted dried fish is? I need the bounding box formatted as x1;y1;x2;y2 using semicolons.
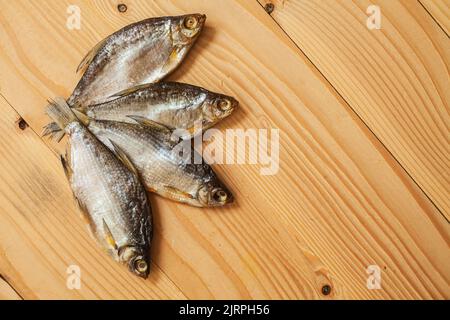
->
46;98;152;278
69;14;206;107
79;116;233;207
45;82;238;139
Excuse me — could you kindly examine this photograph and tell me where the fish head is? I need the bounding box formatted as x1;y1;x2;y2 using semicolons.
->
202;94;238;126
197;181;234;207
170;13;206;46
119;245;150;279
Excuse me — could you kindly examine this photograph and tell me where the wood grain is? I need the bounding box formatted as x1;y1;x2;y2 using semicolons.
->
0;96;185;299
0;0;448;299
0;275;22;300
257;0;450;219
420;0;450;35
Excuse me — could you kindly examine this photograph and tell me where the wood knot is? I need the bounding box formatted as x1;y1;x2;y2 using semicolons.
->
117;3;127;13
321;284;332;296
264;3;275;14
17;117;28;130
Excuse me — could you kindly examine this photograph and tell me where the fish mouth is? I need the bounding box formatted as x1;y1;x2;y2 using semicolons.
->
210;188;234;207
129;256;150;279
198;14;207;26
230;97;239;111
190;13;207;27
189;14;207;38
221;103;237;119
119;246;150;278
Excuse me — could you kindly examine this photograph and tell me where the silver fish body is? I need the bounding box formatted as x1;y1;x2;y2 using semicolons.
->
69;14;206;107
87;119;233;207
82;82;238;139
47;100;152;278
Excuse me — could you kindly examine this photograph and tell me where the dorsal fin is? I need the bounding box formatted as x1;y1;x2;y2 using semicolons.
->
108;83;155;99
60;154;73;181
108;139;138;176
76;37;108;73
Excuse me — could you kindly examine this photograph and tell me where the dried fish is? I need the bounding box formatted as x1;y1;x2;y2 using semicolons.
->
46;98;152;278
80;116;234;207
69;14;206;107
45;82;238;139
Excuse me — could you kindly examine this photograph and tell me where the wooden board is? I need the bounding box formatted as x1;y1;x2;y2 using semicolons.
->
0;276;21;300
258;0;450;219
0;96;185;299
420;0;450;35
0;0;448;299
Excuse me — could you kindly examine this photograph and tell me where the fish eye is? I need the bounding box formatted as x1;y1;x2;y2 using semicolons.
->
183;16;198;30
213;189;228;203
134;259;148;273
217;99;231;111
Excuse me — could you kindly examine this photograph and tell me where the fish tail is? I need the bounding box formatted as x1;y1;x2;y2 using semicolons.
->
45;97;77;131
73;104;87;114
45;98;90;141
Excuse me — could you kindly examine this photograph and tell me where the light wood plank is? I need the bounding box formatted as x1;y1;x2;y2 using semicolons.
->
258;0;450;218
0;96;185;299
0;0;448;299
0;276;22;300
420;0;450;35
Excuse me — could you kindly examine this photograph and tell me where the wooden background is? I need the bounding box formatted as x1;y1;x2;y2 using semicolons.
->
0;0;448;299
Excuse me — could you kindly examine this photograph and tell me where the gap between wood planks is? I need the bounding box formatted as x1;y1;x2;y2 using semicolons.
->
0;93;188;300
418;0;450;37
256;1;449;224
0;1;446;298
0;93;58;158
0;273;23;300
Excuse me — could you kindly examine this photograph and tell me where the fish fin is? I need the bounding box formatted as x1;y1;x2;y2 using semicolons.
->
127;115;180;145
42;121;62;137
60;154;72;181
73;105;87;114
102;218;118;250
79;207;92;228
75;197;89;218
70;191;91;227
108;139;138;176
163;185;194;200
76;37;108;73
108;83;155;99
127;115;172;133
72;108;90;126
46;97;77;132
61;161;92;227
54;130;66;143
160;46;181;75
